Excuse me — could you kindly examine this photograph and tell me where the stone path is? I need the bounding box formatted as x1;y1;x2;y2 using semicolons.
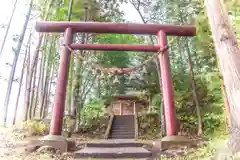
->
75;139;151;159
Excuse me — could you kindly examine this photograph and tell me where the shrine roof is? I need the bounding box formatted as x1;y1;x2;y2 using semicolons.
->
112;95;142;100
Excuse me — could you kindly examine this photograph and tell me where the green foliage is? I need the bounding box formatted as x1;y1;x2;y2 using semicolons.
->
138;112;161;139
81;100;106;127
34;0;240;141
151;94;162;112
22;120;49;136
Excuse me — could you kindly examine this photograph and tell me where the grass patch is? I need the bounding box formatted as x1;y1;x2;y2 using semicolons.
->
180;128;230;160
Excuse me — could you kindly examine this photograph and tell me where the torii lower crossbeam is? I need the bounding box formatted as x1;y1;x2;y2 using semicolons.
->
35;21;196;140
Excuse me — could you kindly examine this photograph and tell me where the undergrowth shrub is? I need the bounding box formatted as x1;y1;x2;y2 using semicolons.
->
77;100;110;137
22;120;49;136
138;112;161;139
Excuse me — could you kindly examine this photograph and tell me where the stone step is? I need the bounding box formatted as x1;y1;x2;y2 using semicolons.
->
112;125;134;127
113;118;134;120
86;140;143;148
111;129;134;132
110;134;135;138
114;115;134;118
111;127;134;130
112;124;134;126
113;116;134;119
111;125;134;128
110;133;134;136
113;117;134;119
109;135;135;139
76;158;149;160
113;119;134;122
111;131;135;134
111;131;135;135
112;121;134;124
75;147;151;159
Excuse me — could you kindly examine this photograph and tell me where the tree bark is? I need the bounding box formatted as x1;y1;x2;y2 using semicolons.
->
23;35;31;121
24;34;43;121
185;39;203;136
221;81;231;128
3;0;33;125
40;36;55;119
33;53;44;118
0;0;18;58
38;47;47;118
66;57;74;113
176;38;185;72
12;34;31;125
28;65;37;120
41;79;49;119
205;0;240;153
129;1;166;135
43;63;55;118
69;7;89;135
160;97;166;137
23;0;54;122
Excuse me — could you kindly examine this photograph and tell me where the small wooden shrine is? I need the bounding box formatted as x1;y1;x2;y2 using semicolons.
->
107;92;149;115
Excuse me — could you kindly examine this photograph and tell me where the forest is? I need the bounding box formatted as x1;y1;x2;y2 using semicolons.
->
0;0;240;159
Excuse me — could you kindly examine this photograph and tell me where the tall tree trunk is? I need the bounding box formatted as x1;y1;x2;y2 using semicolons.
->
3;0;33;125
38;49;47;118
128;2;165;134
0;0;18;58
23;35;31;121
97;76;101;98
160;97;166;137
64;0;74;115
66;57;74;113
41;80;49;119
23;0;54;122
205;0;240;153
33;54;44;118
70;7;88;135
41;60;55;119
28;65;37;120
24;33;44;121
12;34;31;125
43;64;55;118
221;81;231;128
39;36;55;119
176;38;185;72
74;102;83;132
185;39;203;136
40;76;48;119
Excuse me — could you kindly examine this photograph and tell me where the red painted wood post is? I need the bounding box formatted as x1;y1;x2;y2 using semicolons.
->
157;30;177;136
49;27;73;135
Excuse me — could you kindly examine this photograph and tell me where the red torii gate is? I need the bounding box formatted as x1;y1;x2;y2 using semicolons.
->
35;21;196;138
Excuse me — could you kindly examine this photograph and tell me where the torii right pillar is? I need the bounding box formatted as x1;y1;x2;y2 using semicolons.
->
157;30;177;136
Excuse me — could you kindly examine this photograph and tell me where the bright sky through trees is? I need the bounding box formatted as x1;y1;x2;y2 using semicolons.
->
0;0;141;125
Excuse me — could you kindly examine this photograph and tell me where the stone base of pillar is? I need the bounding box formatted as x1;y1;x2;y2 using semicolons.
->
28;135;75;153
42;135;66;141
153;136;196;151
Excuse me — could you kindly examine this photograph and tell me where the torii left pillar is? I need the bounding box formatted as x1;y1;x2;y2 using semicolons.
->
40;28;74;151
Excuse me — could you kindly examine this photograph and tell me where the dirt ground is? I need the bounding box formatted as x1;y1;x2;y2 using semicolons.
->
0;127;211;160
0;127;77;160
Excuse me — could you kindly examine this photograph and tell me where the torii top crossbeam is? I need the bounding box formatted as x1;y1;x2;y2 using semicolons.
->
35;21;196;36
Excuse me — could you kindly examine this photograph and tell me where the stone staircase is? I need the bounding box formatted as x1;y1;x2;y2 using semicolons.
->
74;115;151;159
109;115;135;139
75;139;151;159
